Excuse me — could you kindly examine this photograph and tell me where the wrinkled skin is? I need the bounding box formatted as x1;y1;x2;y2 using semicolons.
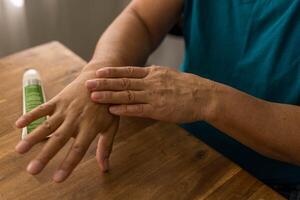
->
15;69;119;183
86;66;213;123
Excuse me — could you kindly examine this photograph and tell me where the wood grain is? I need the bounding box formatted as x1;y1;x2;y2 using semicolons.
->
0;42;285;200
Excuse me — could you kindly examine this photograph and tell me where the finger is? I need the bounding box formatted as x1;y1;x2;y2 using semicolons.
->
91;91;148;104
52;129;96;182
96;118;119;172
16;101;55;128
109;104;153;118
15;113;64;154
96;66;149;78
86;78;145;91
26;117;76;175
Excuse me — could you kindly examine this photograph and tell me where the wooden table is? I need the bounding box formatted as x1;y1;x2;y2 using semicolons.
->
0;42;285;200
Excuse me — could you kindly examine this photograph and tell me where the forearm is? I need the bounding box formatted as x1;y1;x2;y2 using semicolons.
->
205;82;300;165
87;8;153;69
83;0;183;71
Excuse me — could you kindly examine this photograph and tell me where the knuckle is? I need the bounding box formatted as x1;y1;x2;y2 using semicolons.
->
38;104;46;111
104;92;112;99
54;96;63;106
42;120;52;131
46;101;54;108
136;104;144;114
47;100;56;108
126;91;135;102
72;143;86;156
37;154;51;164
127;67;135;75
123;105;129;113
106;68;115;76
150;65;160;71
40;102;54;112
45;101;56;114
24;112;34;121
121;78;131;89
52;132;66;146
101;79;108;87
140;78;147;87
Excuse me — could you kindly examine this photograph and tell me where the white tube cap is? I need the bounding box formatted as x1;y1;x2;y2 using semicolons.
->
23;69;41;86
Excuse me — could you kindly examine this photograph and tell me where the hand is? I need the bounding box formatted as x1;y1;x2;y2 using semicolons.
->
86;66;214;123
15;67;119;183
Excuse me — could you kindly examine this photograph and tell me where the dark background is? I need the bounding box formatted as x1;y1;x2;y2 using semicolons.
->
0;0;184;68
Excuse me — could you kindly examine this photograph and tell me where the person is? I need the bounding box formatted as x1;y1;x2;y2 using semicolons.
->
15;0;300;198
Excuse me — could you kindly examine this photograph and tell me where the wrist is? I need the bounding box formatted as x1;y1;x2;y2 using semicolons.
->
202;81;234;124
82;60;112;73
78;59;127;86
196;78;223;123
82;57;129;73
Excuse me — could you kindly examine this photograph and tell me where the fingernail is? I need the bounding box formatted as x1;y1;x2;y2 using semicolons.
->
103;158;109;172
27;160;44;174
53;170;68;182
15;140;30;153
86;80;97;89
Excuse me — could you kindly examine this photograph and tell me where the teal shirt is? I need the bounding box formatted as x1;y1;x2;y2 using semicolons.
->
181;0;300;184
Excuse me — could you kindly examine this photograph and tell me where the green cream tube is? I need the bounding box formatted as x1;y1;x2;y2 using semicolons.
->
22;69;46;139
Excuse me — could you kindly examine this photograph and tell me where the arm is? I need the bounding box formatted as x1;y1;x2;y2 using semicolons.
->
206;83;300;165
86;66;300;166
15;0;184;183
84;0;184;71
84;0;183;171
85;0;183;171
87;1;300;165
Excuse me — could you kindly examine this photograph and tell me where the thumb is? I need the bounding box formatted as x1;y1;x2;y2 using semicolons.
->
96;118;119;172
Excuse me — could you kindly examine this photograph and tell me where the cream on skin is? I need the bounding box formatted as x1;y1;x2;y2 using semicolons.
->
15;0;300;184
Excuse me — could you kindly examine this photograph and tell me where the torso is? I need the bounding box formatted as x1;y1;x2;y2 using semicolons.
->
181;0;300;184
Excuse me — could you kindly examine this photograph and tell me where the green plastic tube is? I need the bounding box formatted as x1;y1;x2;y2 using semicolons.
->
22;69;46;139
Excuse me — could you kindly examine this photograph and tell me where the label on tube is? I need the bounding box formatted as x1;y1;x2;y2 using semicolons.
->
22;69;46;139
